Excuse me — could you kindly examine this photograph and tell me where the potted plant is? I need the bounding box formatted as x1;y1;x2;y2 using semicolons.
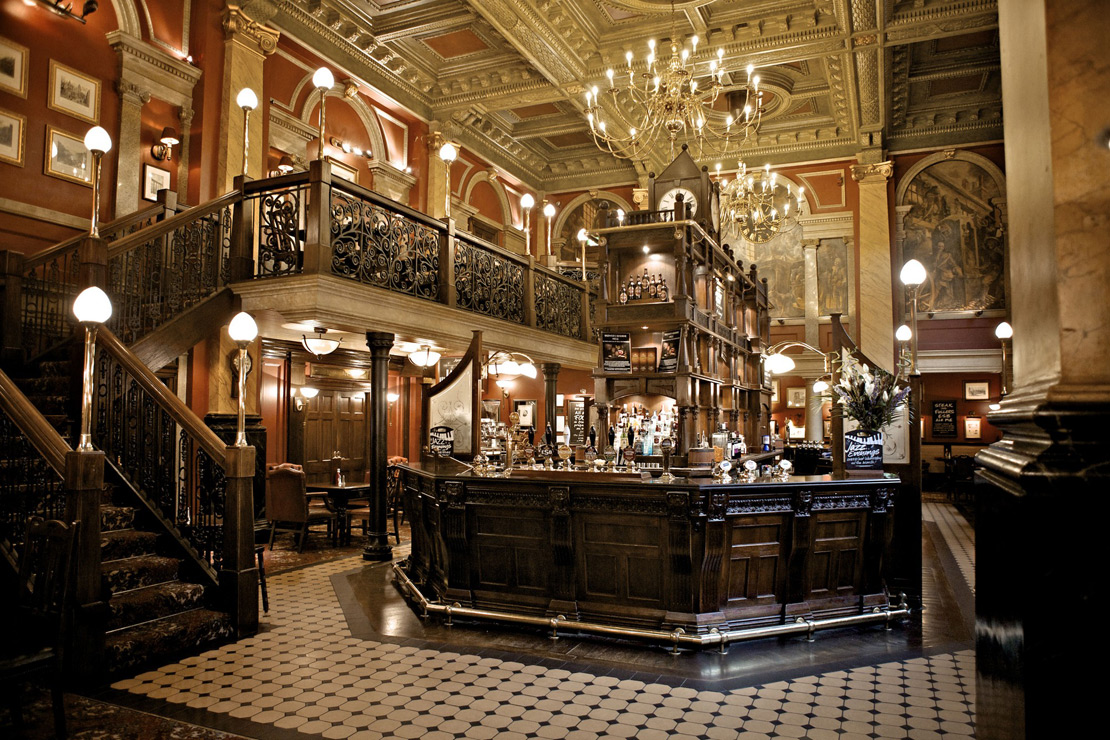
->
832;353;911;471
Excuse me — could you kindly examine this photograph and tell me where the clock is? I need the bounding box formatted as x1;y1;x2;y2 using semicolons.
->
658;186;698;217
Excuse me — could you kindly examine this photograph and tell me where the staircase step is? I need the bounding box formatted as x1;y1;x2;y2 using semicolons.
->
105;608;235;676
18;375;70;395
102;555;179;594
101;505;136;532
107;582;208;631
38;360;71;377
101;529;158;561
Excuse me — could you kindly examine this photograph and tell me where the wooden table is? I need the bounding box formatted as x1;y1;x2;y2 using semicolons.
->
305;483;372;544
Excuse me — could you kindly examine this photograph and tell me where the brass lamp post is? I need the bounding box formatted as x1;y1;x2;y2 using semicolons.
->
72;286;112;452
896;324;912;365
520;193;535;254
995;321;1013;396
228;311;258;447
312;67;334;160
236;87;258;177
899;259;927;374
543;202;556;257
83;126;112;237
438;142;457;219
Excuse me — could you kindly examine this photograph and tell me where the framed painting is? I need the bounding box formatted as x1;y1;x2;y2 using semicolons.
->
0;108;25;166
143;163;171;201
48;61;100;124
964;381;990;401
965;416;982;440
786;387;806;408
44;126;92;186
0;36;29;98
514;400;537;429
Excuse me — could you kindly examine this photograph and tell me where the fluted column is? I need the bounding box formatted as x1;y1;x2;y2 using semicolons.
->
850;160;895;372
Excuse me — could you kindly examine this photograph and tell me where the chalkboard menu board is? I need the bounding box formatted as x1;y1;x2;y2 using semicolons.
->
932;400;958;438
845;430;884;470
568;399;588;446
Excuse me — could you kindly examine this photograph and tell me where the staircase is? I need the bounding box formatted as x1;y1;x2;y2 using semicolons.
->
12;354;236;677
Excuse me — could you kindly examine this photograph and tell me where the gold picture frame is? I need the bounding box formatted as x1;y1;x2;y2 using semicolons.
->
0;36;29;98
0;108;25;166
48;60;101;124
43;125;92;186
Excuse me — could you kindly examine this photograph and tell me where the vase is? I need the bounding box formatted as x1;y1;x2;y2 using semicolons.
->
845;429;884;472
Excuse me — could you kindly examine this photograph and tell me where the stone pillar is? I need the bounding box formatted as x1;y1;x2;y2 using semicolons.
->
850;160;895;372
114;82;150;217
364;331;395;561
426;130;450;220
974;2;1110;738
541;363;560;438
219;4;279;195
802;240;820;347
804;388;823;443
177;106;194;202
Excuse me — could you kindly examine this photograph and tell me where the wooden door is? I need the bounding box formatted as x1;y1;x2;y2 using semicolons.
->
302;389;368;484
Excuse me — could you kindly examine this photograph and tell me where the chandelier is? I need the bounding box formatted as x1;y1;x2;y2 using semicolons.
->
583;4;764;160
720;163;803;243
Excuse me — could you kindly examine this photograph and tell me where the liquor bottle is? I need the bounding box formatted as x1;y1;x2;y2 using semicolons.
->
648;274;657;298
658;276;669;302
619;283;628;304
642;268;649;290
633;276;642;300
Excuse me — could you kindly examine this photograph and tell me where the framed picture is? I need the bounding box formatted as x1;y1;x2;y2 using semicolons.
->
0;108;25;166
0;36;29;98
514;399;537;429
330;157;358;185
771;379;780;403
44;126;92;186
555;394;564;410
480;399;500;421
964;381;990;401
48;61;100;124
786;387;806;408
965;416;982;440
143;163;171;201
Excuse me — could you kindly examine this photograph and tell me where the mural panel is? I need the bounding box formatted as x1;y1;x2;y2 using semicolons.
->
816;238;849;316
756;227;805;319
900;160;1006;312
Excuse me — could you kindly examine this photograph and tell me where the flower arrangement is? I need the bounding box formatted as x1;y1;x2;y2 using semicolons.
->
832;353;911;432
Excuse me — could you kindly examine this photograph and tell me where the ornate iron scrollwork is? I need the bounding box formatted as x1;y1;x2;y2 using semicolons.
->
535;274;582;338
454;239;525;323
256;187;304;276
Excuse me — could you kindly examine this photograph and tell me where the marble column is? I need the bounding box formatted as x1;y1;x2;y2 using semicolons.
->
114;82;150;217
218;5;279;195
363;331;395;562
850;161;895;373
804;388;823;443
426;130;450;220
975;2;1110;737
802;240;820;347
176;106;194;203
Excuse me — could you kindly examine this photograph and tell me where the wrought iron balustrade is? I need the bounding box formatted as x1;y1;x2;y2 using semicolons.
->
454;235;526;324
535;270;583;339
247;178;309;277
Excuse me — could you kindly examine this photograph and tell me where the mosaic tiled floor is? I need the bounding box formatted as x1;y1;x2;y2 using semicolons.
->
100;502;979;740
923;503;975;594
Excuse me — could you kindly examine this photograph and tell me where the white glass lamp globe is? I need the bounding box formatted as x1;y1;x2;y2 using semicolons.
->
387;392;400;403
896;324;913;342
577;228;588;243
438;142;457;162
520;193;535;209
228;312;258;343
83;126;112;155
764;353;796;375
518;362;538;379
236;88;258;110
300;387;319;399
312;67;334;90
72;286;113;324
812;379;829;393
543;203;556;218
900;259;927;286
995;321;1013;339
409;346;441;367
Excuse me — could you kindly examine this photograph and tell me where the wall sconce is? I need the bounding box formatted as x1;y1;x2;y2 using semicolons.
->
277;155;294;174
236;87;258;178
543;202;556;257
895;324;912;364
496;378;513;398
294;386;319;411
33;0;98;24
330;137;372;159
439;141;458;219
151;127;179;161
302;326;341;357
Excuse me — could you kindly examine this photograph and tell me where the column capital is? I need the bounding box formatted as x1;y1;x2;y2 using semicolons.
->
801;239;821;250
116;80;151;107
365;331;396;355
223;3;280;56
850;161;893;183
541;362;562;379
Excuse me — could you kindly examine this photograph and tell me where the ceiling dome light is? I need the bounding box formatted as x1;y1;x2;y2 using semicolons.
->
302;326;341;357
409;345;441;367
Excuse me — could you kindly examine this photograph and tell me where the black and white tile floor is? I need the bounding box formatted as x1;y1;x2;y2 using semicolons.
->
107;503;978;740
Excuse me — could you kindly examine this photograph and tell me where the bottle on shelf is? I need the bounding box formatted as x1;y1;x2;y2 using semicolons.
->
633;274;642;300
648;274;658;299
619;282;628;304
658;276;669;302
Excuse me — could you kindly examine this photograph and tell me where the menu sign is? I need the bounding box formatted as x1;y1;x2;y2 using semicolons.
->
932;400;957;438
602;332;632;372
657;329;681;372
568;399;588;446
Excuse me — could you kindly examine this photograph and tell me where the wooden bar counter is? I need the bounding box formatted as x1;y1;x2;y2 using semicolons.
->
398;463;900;636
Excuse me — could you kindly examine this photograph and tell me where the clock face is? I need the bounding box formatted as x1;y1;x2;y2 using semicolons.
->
658;186;697;216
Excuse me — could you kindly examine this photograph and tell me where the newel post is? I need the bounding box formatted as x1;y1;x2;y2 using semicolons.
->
222;444;259;635
65;449;107;681
78;235;109;291
580;284;591;341
302;159;333;277
0;250;25;363
227;174;255;281
524;256;537;327
438;219;457;308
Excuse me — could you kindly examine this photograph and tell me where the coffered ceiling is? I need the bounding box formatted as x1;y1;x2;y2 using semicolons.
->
269;0;1002;191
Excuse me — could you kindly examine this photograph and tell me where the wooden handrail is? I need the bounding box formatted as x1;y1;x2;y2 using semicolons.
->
330;178;445;231
22;201;171;270
242;171;311;195
107;191;242;260
455;230;533;270
532;262;588;293
0;368;70;476
97;327;228;463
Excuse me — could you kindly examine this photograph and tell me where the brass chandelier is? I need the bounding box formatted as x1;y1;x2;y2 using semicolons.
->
583;3;764;161
720;162;803;244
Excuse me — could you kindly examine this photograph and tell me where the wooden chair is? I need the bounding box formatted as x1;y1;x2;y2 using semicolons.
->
265;466;339;552
0;517;78;739
346;467;402;544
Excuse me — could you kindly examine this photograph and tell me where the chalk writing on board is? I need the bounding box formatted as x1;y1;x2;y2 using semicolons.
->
932;400;957;438
568;399;587;446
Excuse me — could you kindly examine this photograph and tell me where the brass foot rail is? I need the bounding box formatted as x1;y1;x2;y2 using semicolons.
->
392;562;910;653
